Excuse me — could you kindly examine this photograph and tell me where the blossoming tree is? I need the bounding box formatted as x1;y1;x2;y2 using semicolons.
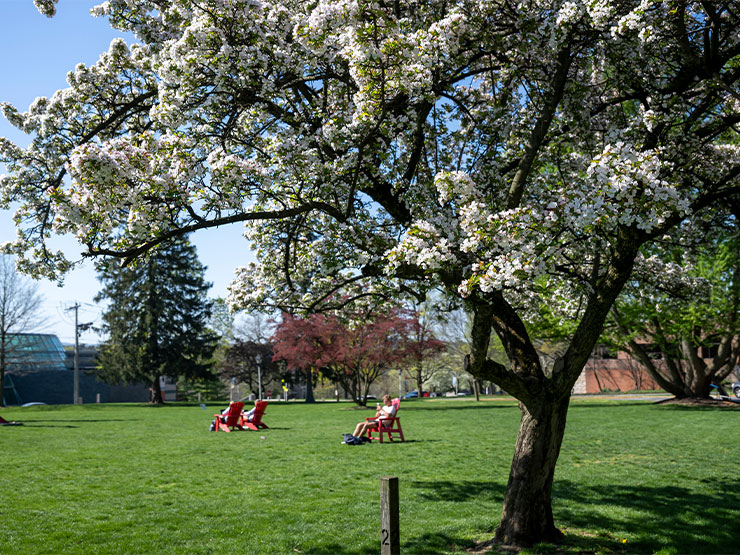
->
3;0;740;547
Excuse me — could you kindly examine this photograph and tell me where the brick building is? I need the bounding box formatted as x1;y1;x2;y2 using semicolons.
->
573;343;738;394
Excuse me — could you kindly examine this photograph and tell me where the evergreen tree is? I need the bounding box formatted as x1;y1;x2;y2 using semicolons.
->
95;237;219;403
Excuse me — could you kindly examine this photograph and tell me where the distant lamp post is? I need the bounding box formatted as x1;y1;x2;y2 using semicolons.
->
255;354;262;401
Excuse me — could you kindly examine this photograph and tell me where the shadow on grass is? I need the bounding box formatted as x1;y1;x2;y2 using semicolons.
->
652;403;740;412
361;439;439;445
564;401;666;410
553;480;740;553
302;533;475;555
569;400;740;411
17;424;79;430
9;423;79;428
15;418;131;423
403;403;516;412
409;479;506;503
405;479;738;553
302;543;377;555
403;530;478;554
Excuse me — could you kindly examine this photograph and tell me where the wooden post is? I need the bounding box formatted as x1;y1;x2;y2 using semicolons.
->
380;476;400;554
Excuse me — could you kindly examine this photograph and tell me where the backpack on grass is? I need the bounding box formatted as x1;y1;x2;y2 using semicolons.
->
342;433;364;445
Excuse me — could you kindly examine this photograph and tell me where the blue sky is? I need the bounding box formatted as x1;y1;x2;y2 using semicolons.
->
0;1;253;343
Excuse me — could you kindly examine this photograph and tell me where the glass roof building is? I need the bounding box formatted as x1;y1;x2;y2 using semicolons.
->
3;333;149;405
5;333;67;371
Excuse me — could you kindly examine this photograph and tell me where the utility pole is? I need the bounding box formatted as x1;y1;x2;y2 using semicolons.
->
67;302;81;405
255;354;263;401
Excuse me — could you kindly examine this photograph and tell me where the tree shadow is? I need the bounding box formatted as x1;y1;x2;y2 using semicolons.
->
366;439;438;445
402;530;478;554
302;542;377;554
408;479;506;503
8;423;79;428
404;403;516;412
552;480;739;553
565;401;665;409
405;479;738;553
652;403;740;412
569;400;740;411
14;418;131;423
301;533;475;554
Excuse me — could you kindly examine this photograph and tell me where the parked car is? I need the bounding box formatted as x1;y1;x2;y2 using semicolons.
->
733;382;740;398
403;391;418;399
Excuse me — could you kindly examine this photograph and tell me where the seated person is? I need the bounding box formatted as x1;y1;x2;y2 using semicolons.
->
241;402;258;422
350;395;395;441
210;401;251;431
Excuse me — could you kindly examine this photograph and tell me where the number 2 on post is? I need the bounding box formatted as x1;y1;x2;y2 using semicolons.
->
381;529;390;545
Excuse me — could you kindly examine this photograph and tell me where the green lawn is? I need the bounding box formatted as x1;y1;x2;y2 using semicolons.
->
1;398;737;554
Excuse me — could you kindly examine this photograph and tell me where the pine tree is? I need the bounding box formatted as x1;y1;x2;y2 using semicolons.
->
95;237;219;403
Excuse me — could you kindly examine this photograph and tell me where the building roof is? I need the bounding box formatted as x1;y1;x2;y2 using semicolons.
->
5;333;67;371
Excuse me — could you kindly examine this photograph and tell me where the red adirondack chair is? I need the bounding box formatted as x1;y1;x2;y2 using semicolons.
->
0;416;22;426
366;398;405;443
240;400;269;431
213;401;245;432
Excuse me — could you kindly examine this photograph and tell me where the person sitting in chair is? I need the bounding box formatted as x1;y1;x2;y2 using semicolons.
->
350;394;395;441
241;402;258;422
209;401;254;431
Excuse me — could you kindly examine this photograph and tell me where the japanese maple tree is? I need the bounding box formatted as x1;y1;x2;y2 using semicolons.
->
272;309;438;405
270;312;325;403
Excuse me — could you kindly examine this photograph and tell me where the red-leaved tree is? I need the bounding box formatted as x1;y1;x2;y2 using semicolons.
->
270;313;326;403
403;315;447;398
272;309;445;405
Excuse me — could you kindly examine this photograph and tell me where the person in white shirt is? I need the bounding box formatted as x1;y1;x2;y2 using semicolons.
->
242;403;257;422
351;394;396;440
209;401;256;431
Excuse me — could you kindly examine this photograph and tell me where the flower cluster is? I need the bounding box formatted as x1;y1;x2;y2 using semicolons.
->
33;0;58;17
0;0;737;312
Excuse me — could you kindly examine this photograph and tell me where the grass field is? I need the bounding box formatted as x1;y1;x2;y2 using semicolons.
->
1;397;738;554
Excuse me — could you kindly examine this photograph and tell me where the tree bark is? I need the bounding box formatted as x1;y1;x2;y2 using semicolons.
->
462;230;642;549
305;368;315;403
416;362;423;398
494;395;570;547
150;376;164;404
1;335;6;406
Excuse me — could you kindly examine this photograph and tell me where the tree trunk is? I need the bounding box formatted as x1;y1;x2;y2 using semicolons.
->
1;334;6;406
305;369;315;403
494;395;570;547
416;362;423;398
150;376;164;404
